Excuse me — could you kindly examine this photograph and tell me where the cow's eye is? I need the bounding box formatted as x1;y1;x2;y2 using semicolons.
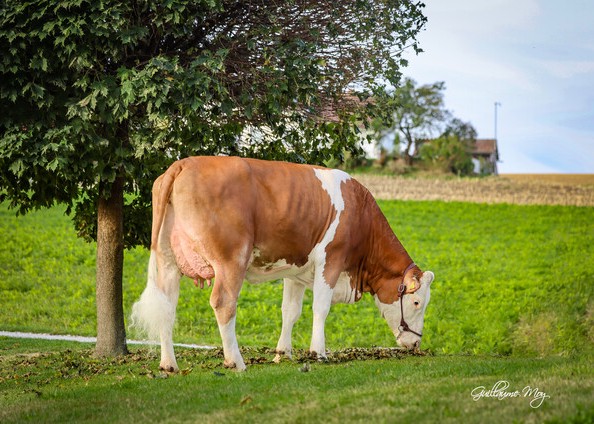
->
414;300;420;306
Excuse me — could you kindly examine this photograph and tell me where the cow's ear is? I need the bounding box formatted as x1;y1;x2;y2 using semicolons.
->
421;271;434;286
406;276;420;293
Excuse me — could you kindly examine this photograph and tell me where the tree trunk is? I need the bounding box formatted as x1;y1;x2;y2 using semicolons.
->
404;138;414;166
95;175;128;356
400;126;415;166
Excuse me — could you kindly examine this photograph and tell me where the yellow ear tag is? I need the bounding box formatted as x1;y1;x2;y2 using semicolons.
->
409;281;415;291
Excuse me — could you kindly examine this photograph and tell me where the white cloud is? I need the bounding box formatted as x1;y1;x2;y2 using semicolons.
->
540;60;594;79
426;0;541;34
408;44;539;93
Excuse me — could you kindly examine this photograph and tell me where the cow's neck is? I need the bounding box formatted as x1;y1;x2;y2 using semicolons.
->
356;202;415;304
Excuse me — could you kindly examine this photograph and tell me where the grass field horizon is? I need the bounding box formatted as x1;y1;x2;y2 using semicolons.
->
1;176;593;422
500;173;594;185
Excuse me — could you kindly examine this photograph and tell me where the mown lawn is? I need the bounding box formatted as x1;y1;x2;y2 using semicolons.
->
1;338;593;424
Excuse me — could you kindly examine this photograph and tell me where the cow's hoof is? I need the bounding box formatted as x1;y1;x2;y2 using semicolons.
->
316;355;329;363
308;350;327;362
273;350;292;363
159;364;179;373
223;359;247;371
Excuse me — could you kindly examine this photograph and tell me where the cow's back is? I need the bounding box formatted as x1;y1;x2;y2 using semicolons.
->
164;156;349;274
246;158;340;267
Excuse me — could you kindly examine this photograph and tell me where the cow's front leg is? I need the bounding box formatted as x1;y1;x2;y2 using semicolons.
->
274;278;306;363
210;273;245;371
310;277;334;360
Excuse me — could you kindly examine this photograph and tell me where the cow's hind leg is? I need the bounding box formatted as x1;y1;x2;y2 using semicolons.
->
210;266;246;371
274;278;306;363
131;250;181;372
156;256;182;372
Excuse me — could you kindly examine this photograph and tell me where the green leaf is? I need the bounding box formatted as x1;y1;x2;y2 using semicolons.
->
47;157;61;171
121;80;134;104
221;100;234;116
9;160;25;177
30;56;48;71
244;104;253;120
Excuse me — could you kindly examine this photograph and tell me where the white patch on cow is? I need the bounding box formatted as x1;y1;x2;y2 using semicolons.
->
312;168;351;281
308;169;351;356
314;168;350;211
373;271;434;350
310;277;334;356
331;272;358;304
373;295;400;336
245;248;297;283
274;278;306;362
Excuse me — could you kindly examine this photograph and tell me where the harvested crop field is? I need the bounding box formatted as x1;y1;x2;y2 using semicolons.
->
354;173;594;206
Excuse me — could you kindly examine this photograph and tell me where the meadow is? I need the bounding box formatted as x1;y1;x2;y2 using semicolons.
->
1;190;593;422
2;199;593;356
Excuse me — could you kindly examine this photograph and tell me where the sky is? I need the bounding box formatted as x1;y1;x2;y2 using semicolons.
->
402;0;594;173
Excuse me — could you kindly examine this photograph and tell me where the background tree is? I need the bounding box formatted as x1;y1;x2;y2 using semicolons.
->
0;1;426;355
373;77;448;165
419;118;476;175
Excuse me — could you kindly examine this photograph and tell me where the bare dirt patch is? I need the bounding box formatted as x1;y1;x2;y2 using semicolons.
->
354;174;594;206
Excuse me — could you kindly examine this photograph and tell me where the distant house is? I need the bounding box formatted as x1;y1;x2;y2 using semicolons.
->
472;139;499;175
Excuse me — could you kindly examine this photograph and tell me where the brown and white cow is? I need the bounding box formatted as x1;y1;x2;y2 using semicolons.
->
132;156;434;371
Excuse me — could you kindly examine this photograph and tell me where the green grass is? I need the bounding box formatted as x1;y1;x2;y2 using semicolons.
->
1;201;593;356
1;338;592;424
1;200;593;422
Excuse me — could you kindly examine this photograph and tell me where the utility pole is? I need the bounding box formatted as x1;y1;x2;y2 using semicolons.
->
494;101;501;140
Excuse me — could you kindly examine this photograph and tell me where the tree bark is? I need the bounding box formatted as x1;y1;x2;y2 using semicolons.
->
95;175;128;356
400;125;415;166
404;137;414;166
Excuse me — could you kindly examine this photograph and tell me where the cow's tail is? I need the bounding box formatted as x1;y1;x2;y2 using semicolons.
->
150;160;185;252
130;250;174;342
130;161;185;342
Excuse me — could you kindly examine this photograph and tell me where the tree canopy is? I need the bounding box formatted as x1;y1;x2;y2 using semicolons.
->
372;77;448;165
0;0;427;355
372;77;477;174
1;0;426;246
419;118;476;175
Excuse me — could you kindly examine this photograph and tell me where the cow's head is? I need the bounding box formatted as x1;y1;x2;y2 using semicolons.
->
374;270;434;350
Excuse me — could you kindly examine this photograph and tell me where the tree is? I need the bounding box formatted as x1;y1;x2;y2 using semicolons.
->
0;1;426;355
418;117;476;175
445;117;478;145
373;77;448;165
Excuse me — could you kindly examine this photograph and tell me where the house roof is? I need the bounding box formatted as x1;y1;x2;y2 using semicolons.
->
319;93;373;123
473;139;498;159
